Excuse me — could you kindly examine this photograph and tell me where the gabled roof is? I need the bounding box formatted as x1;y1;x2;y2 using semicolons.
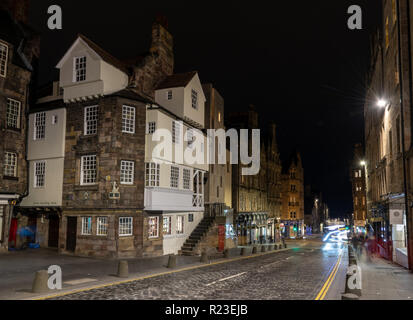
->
56;34;129;74
156;71;198;90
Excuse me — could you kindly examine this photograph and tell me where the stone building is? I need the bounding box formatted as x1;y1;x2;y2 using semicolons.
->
227;105;283;245
304;185;329;234
281;151;305;238
364;0;413;267
0;0;40;252
350;144;367;229
14;18;176;258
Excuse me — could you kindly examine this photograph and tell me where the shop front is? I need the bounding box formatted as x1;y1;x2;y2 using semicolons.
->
236;212;269;246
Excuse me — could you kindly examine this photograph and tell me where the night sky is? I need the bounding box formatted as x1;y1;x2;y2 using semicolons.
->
29;1;382;218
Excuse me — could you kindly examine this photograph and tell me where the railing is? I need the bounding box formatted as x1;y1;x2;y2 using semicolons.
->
192;194;203;208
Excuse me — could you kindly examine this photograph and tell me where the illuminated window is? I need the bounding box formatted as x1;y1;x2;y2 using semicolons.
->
148;217;159;238
97;217;108;236
81;217;92;235
177;215;184;234
163;216;172;235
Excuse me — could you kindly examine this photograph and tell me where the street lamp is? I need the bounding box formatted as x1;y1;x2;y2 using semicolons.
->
360;161;366;166
377;99;387;108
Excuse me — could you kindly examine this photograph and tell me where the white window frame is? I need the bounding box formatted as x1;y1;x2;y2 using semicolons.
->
34;112;46;140
147;121;156;134
120;160;134;185
191;89;198;109
172;121;181;144
187;128;194;149
145;163;160;187
122;105;135;134
81;217;92;235
170;166;179;188
163;216;172;236
167;90;173;100
34;161;46;188
0;42;8;78
84;106;98;135
148;216;159;238
97;217;108;236
4;152;17;177
74;56;87;82
176;215;184;234
6;98;21;129
80;155;97;186
183;168;191;190
119;217;133;237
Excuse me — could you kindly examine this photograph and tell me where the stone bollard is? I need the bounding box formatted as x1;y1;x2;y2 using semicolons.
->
224;249;230;258
341;293;359;300
284;243;287;249
117;260;129;278
32;270;49;293
252;246;258;254
241;247;248;256
201;251;209;263
274;244;279;250
167;254;177;268
261;246;267;253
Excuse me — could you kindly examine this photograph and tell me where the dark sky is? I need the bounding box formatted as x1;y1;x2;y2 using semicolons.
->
29;0;382;218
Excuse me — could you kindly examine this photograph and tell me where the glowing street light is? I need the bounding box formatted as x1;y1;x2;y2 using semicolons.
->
377;99;387;108
360;161;366;166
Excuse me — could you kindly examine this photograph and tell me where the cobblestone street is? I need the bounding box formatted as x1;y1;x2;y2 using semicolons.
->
50;240;346;300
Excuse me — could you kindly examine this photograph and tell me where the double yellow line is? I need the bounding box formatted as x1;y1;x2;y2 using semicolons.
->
315;253;342;300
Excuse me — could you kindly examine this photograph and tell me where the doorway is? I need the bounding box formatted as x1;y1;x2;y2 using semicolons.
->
48;215;60;248
66;217;77;252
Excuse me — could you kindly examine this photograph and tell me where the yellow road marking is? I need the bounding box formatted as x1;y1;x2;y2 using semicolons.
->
315;253;342;300
32;247;293;300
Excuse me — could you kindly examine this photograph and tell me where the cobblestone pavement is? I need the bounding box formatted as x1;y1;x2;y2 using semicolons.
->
51;240;345;300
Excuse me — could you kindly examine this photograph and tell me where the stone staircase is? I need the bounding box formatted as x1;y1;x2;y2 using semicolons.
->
179;216;216;256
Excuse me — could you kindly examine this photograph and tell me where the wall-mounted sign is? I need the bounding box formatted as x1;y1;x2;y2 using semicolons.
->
390;209;404;225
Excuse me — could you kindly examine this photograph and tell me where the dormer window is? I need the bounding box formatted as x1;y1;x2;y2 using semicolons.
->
167;90;173;100
191;89;198;109
74;56;87;82
0;42;8;78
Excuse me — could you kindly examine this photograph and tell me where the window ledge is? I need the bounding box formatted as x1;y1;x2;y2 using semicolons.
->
6;127;21;133
74;185;99;192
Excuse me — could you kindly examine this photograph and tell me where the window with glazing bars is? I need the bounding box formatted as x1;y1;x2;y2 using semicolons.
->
74;56;86;82
84;106;98;135
147;122;156;134
97;217;108;236
34;112;46;140
122;105;135;133
81;217;92;235
34;161;46;188
176;216;184;234
0;42;8;77
191;89;198;109
183;168;191;190
81;155;97;185
145;163;160;187
119;217;133;236
163;216;171;235
120;161;134;185
4;152;17;177
172;121;180;144
6;98;21;129
170;166;179;188
148;217;159;238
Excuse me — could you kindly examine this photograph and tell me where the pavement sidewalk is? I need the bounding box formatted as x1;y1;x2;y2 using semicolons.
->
0;244;288;300
357;252;413;300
